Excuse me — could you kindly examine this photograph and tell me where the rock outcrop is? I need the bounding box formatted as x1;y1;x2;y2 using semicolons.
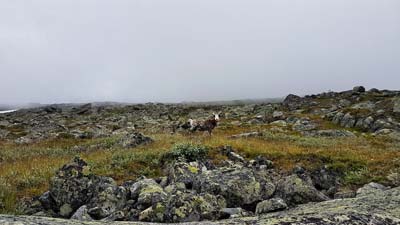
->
21;148;340;223
2;185;400;224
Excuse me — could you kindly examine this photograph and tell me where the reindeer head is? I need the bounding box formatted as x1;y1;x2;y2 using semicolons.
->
188;119;196;127
213;112;222;122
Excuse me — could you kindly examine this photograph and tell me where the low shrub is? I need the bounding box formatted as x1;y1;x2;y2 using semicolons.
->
162;143;209;163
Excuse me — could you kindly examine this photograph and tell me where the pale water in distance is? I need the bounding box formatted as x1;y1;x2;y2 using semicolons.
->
0;109;17;114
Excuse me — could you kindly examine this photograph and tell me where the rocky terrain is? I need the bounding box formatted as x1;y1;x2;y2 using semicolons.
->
1;86;400;224
1;153;400;224
2;184;400;224
283;86;400;138
0;86;399;144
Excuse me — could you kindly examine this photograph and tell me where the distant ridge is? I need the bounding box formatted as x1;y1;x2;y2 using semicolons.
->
181;97;283;106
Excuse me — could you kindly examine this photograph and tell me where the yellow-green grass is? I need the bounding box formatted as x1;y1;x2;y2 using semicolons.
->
1;123;399;214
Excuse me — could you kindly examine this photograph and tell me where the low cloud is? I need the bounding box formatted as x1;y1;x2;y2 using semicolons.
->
1;0;399;104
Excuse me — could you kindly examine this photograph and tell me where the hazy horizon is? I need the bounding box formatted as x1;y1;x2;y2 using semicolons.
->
1;0;399;105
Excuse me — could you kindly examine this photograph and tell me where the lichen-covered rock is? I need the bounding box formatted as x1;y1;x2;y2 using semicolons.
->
70;205;93;221
272;111;285;120
304;129;355;138
356;182;389;197
219;146;246;163
269;120;288;127
255;198;287;215
166;160;206;189
339;99;352;107
355;116;375;130
43;157;126;219
38;191;56;211
127;178;167;210
248;156;274;170
193;164;273;210
118;132;153;148
388;173;400;187
283;94;303;110
171;193;225;223
48;157;105;217
220;208;251;219
274;174;329;206
334;190;356;199
310;166;341;196
230;132;262;139
372;119;394;131
0;129;9;139
59;204;74;218
351;101;375;110
292;119;317;131
340;113;356;128
138;192;226;223
20;197;47;216
87;185;127;220
4;186;400;224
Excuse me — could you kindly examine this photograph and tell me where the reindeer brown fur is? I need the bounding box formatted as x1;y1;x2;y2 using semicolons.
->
187;113;221;135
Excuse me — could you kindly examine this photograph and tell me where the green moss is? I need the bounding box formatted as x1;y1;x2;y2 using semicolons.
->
154;202;166;220
174;208;186;218
187;165;199;174
141;185;163;194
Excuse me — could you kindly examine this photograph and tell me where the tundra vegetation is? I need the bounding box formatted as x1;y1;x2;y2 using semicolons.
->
0;87;399;222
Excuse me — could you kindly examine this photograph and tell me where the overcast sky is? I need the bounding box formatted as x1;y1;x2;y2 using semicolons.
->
0;0;399;104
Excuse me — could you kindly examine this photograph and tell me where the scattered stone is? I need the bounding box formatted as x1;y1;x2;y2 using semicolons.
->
292;119;317;131
283;94;302;110
387;173;400;187
269;120;287;127
38;191;56;211
59;204;73;218
167;160;205;189
334;191;356;199
220;208;249;219
272;111;285;120
193;166;273;210
369;88;380;93
351;101;375;110
310;166;340;195
274;174;329;206
255;198;287;215
118;132;153;148
304;129;355;138
340;113;356;128
248;156;274;169
0;129;9;139
227;152;246;164
87;185;127;220
374;128;395;136
230;132;262;139
353;86;366;93
356;182;389;197
127;178;166;210
70;205;93;221
339;99;351;107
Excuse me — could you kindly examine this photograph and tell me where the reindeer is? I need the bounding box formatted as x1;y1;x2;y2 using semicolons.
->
187;112;222;136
